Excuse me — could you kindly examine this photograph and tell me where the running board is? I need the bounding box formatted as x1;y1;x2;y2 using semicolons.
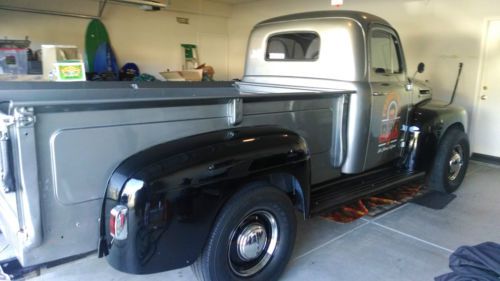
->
310;168;425;215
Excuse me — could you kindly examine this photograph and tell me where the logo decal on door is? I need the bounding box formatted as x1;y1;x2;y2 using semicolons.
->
378;92;401;153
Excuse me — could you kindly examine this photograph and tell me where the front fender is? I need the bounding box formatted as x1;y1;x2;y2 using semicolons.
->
410;99;468;169
100;126;310;274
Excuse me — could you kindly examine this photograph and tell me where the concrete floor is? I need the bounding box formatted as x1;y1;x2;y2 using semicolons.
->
1;161;499;281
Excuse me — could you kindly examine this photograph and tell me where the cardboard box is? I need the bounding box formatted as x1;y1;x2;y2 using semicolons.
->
159;71;185;81
160;69;202;82
52;62;86;82
42;45;86;81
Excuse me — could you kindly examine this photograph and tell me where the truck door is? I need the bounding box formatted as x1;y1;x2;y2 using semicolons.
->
365;27;411;170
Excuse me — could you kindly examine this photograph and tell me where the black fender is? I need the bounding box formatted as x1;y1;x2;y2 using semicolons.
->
409;99;468;170
99;126;310;274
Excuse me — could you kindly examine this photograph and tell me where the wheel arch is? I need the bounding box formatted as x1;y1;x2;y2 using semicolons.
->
410;100;468;170
250;172;310;217
443;122;465;134
98;126;311;274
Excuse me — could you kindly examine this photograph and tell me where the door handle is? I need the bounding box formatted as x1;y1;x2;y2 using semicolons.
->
418;90;431;98
373;92;386;96
481;95;488;100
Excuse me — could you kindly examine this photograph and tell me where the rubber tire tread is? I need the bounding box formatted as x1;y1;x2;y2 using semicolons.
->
192;184;296;281
428;127;469;193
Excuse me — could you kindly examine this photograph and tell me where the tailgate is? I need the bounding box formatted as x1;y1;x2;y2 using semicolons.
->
0;188;19;253
0;110;19;255
0;107;42;264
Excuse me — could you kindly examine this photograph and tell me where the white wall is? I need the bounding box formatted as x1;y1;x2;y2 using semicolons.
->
227;0;500;138
1;0;498;148
0;0;231;79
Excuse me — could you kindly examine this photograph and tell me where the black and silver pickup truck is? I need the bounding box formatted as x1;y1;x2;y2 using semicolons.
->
0;10;469;281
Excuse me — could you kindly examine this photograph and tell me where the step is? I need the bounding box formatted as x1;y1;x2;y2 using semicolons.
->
310;168;425;215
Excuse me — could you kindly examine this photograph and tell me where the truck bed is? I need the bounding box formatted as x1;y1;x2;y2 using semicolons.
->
0;81;353;267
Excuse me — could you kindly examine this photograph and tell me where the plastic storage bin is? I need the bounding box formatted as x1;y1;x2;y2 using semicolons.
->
0;48;28;74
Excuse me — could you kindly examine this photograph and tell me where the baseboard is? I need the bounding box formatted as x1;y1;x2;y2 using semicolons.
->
471;153;500;166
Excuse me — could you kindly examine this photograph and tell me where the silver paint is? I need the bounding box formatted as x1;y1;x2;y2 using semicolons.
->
0;11;438;267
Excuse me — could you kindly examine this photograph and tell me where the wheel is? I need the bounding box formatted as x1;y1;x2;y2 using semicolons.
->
192;184;296;281
427;127;470;193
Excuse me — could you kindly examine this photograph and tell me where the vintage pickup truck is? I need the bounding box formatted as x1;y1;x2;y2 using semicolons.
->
0;10;469;281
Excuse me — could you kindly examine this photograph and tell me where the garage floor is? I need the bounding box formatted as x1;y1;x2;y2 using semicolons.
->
1;161;499;281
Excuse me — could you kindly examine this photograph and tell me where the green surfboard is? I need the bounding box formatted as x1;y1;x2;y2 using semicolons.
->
85;19;110;73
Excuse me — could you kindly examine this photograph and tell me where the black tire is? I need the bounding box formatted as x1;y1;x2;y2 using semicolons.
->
427;127;470;193
192;183;296;281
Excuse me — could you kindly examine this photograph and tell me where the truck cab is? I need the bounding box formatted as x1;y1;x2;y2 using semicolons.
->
239;11;439;175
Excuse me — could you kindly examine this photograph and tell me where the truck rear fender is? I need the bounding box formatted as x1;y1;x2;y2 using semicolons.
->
410;100;468;170
98;126;310;274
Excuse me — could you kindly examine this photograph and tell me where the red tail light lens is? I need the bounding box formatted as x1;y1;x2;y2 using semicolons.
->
110;205;128;240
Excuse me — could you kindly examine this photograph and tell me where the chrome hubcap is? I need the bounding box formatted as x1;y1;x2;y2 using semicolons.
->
228;210;278;277
448;144;464;181
236;223;268;261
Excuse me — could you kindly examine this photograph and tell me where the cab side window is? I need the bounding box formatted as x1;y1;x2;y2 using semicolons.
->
370;30;402;75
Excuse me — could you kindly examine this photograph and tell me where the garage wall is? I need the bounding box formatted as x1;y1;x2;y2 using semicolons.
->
227;0;499;136
0;0;230;79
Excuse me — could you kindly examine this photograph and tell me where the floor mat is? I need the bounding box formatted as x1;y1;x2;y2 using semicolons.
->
411;191;456;210
322;183;427;223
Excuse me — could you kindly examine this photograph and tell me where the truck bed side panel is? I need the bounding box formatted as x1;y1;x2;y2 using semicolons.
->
1;86;347;266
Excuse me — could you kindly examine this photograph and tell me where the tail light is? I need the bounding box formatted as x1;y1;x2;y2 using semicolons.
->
110;205;128;240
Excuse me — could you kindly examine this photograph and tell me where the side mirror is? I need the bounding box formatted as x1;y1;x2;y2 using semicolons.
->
411;62;426;82
407;62;425;91
417;62;425;74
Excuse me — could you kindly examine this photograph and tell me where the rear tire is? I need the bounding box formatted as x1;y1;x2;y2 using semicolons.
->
427;127;469;193
192;184;296;281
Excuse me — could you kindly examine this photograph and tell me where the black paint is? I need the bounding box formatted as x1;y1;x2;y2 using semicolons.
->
409;99;467;170
100;126;310;274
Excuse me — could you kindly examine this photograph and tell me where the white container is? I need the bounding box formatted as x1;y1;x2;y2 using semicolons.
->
42;45;84;81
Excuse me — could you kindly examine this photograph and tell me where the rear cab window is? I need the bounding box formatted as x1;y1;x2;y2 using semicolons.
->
266;32;320;61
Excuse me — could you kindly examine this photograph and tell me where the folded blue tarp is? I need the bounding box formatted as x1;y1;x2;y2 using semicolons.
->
436;242;500;281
